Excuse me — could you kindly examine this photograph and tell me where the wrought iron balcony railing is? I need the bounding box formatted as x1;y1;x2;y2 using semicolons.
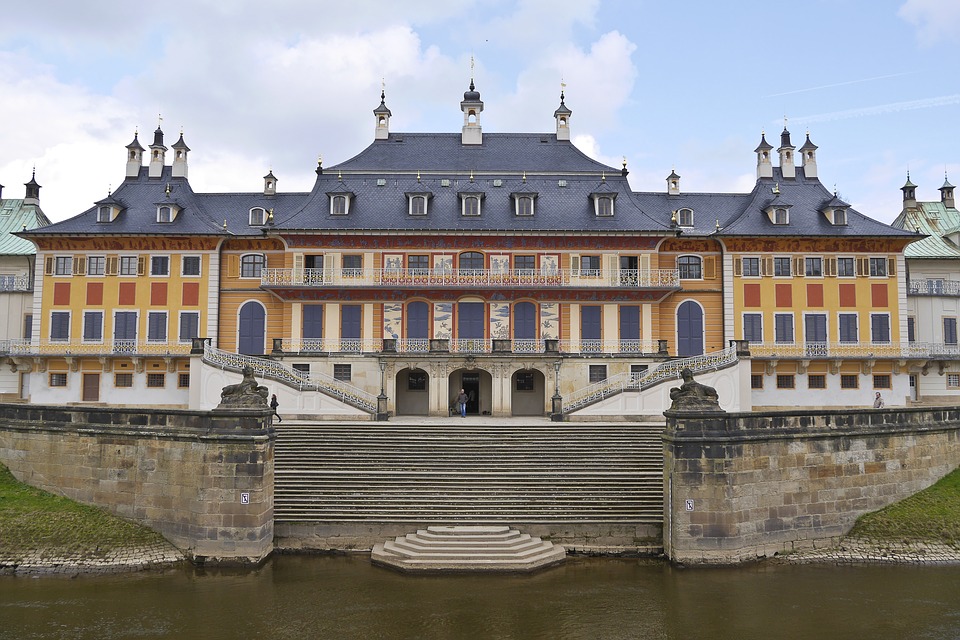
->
0;339;192;356
907;279;960;297
748;341;960;359
261;267;680;289
0;274;30;292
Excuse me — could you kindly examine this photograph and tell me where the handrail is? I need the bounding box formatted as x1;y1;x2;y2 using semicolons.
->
0;339;192;356
907;279;960;297
201;343;377;413
562;345;738;413
261;267;680;289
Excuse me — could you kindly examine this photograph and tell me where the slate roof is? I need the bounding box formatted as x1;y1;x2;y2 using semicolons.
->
0;198;50;255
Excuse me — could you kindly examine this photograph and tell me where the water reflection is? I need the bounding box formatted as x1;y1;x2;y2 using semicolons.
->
1;556;958;640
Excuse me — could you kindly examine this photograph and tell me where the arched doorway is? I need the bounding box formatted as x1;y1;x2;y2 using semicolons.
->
238;301;266;355
510;368;546;416
676;300;704;357
448;368;492;416
395;368;429;416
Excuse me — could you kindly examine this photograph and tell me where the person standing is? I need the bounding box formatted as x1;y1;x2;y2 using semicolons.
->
873;392;884;409
270;393;282;422
457;388;468;418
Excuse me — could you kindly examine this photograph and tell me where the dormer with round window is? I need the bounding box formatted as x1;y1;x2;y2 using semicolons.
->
459;193;483;217
249;207;267;226
764;203;792;225
156;204;180;223
512;193;537;217
327;192;355;216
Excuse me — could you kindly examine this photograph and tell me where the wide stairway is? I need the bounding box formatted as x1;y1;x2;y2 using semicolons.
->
273;420;665;525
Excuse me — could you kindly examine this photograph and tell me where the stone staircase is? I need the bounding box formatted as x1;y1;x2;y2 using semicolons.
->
273;420;665;525
371;525;566;572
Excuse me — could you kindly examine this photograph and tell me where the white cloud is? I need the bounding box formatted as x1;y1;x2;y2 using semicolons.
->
898;0;960;44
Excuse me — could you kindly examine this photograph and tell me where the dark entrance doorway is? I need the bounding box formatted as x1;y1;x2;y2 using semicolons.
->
461;371;480;415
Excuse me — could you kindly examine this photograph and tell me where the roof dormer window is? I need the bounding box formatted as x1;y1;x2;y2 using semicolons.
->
406;193;431;216
97;205;113;223
327;192;354;216
459;193;483;217
156;204;180;223
512;193;536;217
833;208;847;225
591;193;616;217
249;207;267;226
678;208;694;227
775;208;789;225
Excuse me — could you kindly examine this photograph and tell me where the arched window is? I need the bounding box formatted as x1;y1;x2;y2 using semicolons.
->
240;254;265;278
332;195;348;215
462;195;481;216
515;195;535;216
249;207;266;226
596;196;614;217
677;255;702;280
409;195;427;216
677;208;693;227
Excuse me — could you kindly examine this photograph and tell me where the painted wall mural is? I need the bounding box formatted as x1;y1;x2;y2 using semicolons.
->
434;302;452;339
541;303;559;339
383;303;403;339
490;255;510;274
490;303;510;338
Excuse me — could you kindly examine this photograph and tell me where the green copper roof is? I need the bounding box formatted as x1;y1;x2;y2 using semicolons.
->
894;201;960;258
0;199;50;255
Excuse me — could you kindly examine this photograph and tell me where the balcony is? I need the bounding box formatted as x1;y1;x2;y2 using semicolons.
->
0;339;193;357
274;338;665;356
0;274;31;292
748;341;960;359
261;267;680;290
907;279;960;297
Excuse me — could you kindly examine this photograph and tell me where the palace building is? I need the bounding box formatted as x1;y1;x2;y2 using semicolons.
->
11;81;922;417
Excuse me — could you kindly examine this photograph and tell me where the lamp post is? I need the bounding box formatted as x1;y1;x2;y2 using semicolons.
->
376;359;389;421
551;359;563;422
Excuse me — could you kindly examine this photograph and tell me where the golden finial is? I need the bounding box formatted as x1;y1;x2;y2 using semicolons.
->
469;169;474;182
522;171;527;183
622;156;627;169
417;170;421;183
601;171;606;182
338;170;342;181
165;183;171;196
223;219;227;230
268;208;274;223
715;219;721;231
158;113;163;127
772;182;780;195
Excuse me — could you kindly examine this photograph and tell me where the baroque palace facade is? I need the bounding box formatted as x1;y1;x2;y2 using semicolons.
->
11;81;923;417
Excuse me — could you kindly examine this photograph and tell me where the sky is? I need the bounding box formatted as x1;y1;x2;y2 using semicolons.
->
0;0;958;224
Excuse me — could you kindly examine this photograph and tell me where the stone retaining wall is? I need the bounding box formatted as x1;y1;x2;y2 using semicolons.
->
663;406;960;564
0;404;275;565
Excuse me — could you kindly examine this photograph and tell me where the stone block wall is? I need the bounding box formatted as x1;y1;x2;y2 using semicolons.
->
0;404;275;565
663;407;960;564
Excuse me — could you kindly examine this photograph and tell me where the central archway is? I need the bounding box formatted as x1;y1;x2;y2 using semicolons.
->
448;368;492;416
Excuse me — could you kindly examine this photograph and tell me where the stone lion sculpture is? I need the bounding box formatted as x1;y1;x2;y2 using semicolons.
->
218;365;269;408
668;367;723;412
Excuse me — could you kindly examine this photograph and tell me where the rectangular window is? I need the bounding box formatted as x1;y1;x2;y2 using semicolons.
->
150;256;170;276
147;311;167;342
49;372;67;387
54;256;72;276
774;314;794;343
342;254;363;277
182;255;201;276
292;363;310;375
333;364;352;381
146;373;165;388
907;317;915;343
839;314;859;343
515;371;535;391
808;374;826;389
113;311;137;342
514;255;536;273
179;312;199;343
871;314;891;343
115;373;133;388
776;374;795;389
581;306;602;341
588;364;607;383
408;255;429;274
23;314;32;340
87;256;105;276
178;373;190;388
805;314;828;344
580;255;601;276
840;375;859;389
302;305;324;340
869;257;887;277
741;257;760;277
774;257;791;277
948;374;960;388
805;257;822;277
119;256;138;276
743;313;763;343
677;256;702;280
50;311;70;341
837;257;855;277
341;305;361;340
750;374;763;389
240;254;265;278
873;374;891;389
407;370;427;391
945;318;958;345
82;311;103;342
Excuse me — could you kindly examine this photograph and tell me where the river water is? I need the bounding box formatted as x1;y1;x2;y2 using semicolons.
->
1;555;959;640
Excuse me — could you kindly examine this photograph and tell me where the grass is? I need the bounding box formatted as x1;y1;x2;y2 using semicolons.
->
848;466;960;546
0;463;168;558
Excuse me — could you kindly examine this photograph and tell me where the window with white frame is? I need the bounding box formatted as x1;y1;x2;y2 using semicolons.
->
97;206;112;223
87;256;105;276
741;257;760;277
179;312;200;343
774;256;791;277
182;255;201;276
157;205;173;223
774;208;789;224
150;256;170;276
50;311;70;342
678;255;702;279
805;257;822;277
837;257;855;277
54;256;72;276
514;194;535;217
743;313;763;343
839;313;859;343
249;207;267;225
461;194;481;217
677;208;693;227
774;313;794;343
82;311;103;342
330;194;350;216
408;194;428;216
869;257;887;277
580;255;601;276
240;254;265;278
147;311;167;342
871;314;891;343
594;195;614;217
119;256;139;276
834;208;847;225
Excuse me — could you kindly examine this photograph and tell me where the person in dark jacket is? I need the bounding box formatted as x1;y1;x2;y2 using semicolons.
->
457;389;468;418
270;394;282;422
